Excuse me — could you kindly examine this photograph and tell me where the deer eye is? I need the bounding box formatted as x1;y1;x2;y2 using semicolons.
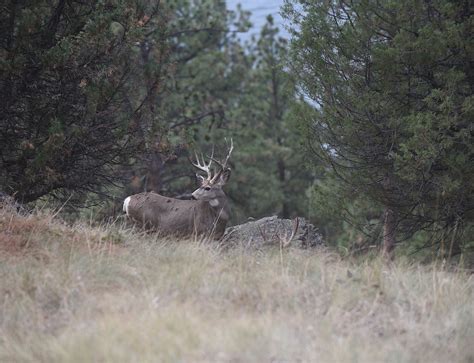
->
204;187;211;191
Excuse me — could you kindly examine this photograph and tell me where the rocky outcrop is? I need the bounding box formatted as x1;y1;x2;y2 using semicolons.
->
221;216;324;249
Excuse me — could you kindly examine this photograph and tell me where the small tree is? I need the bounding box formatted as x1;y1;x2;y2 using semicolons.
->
0;0;169;203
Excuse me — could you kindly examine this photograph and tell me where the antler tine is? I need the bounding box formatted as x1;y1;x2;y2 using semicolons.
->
191;148;214;180
208;138;233;183
223;138;234;168
210;138;234;171
207;145;215;164
191;141;232;183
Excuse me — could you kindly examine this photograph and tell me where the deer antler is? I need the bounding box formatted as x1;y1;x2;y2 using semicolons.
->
222;138;234;168
191;146;214;181
210;138;234;183
191;139;233;183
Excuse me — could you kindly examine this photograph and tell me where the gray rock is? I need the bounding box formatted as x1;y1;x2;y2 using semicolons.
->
221;215;324;249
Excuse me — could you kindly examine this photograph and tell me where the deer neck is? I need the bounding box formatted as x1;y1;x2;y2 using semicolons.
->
209;199;220;207
203;195;229;221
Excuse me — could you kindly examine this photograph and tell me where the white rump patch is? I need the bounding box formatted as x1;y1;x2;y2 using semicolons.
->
209;199;220;207
123;196;131;215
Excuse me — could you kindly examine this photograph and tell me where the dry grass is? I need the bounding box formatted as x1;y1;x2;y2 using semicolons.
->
0;207;473;363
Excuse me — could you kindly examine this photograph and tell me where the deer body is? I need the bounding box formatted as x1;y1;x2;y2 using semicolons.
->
123;191;230;239
123;140;233;240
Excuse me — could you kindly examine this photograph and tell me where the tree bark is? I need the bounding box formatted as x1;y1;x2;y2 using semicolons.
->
42;0;66;48
382;207;396;258
277;158;289;219
146;151;164;193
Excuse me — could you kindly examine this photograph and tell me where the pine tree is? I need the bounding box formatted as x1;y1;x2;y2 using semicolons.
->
0;0;169;204
225;15;313;221
284;0;473;256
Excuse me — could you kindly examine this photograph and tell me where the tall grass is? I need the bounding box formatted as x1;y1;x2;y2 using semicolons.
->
0;207;473;362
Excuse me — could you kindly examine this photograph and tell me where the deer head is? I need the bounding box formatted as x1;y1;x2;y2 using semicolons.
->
190;138;233;206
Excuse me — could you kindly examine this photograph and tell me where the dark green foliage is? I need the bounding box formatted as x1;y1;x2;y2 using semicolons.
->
284;0;473;255
0;0;169;203
156;15;314;223
120;0;251;197
225;16;314;221
120;10;314;224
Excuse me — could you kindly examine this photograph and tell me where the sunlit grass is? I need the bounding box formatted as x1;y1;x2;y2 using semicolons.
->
0;207;473;362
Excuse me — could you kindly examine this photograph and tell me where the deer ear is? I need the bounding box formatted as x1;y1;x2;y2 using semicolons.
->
218;169;231;185
196;173;205;185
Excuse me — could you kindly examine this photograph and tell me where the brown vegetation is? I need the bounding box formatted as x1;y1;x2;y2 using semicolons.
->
0;208;473;362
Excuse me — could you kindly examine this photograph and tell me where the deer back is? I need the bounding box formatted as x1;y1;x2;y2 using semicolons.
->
124;192;229;239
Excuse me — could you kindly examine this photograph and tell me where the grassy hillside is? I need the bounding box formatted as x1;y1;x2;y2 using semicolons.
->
0;207;473;363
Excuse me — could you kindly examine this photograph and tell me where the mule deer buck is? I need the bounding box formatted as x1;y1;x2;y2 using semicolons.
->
123;139;234;239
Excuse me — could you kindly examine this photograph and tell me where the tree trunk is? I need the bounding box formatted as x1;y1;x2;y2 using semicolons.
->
277;158;289;219
382;208;396;258
146;151;164;193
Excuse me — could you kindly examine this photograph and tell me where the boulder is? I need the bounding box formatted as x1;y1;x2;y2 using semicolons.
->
221;216;324;249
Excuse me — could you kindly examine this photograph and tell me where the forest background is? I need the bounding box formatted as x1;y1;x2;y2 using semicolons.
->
1;0;472;262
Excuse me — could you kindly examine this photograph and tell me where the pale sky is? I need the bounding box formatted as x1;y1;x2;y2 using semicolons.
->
226;0;289;40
